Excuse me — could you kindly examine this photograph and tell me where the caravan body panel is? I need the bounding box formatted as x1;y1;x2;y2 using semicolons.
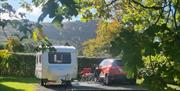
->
35;46;77;83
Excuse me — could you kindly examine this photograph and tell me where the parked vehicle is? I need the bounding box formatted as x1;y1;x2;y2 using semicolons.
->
35;46;78;86
98;59;136;85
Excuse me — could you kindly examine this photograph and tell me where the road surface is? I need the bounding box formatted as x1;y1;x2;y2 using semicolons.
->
36;81;147;91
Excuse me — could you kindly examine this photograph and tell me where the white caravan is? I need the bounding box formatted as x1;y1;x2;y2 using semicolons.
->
35;46;77;86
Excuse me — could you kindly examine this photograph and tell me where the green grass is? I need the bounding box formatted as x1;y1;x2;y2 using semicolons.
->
0;77;38;91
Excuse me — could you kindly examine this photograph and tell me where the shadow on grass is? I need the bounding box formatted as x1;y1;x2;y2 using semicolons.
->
0;84;23;91
0;76;38;83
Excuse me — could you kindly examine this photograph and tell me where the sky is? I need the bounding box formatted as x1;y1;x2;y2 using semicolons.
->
6;0;80;23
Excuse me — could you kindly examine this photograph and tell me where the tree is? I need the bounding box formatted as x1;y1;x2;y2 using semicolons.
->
0;0;42;52
83;20;121;57
0;0;80;52
79;0;180;90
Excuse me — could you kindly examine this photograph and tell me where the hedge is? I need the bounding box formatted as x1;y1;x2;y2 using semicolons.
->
0;53;35;77
0;54;104;78
78;56;104;72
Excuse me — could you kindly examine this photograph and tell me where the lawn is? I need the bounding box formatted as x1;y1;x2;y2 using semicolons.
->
0;77;38;91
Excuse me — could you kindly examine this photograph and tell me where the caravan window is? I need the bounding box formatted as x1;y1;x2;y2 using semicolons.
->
48;52;71;64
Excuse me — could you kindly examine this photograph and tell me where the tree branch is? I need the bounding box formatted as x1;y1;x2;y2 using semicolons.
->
132;0;162;10
155;9;163;24
173;0;179;30
106;0;117;7
155;0;166;24
166;0;172;24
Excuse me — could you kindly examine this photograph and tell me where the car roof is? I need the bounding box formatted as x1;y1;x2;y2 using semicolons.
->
53;46;76;49
100;58;123;66
103;58;121;61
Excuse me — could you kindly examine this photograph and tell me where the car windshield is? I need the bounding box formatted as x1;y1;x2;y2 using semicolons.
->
112;60;123;66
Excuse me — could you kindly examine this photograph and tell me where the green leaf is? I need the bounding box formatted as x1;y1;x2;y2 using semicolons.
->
52;15;64;27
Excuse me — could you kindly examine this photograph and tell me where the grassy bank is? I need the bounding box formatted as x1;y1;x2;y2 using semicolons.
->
0;77;38;91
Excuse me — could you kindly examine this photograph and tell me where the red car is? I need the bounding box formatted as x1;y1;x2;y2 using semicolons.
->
98;59;136;85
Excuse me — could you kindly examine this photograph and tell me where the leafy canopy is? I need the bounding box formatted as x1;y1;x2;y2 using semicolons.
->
80;0;180;90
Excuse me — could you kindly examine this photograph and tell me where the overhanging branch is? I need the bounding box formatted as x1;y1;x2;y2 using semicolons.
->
132;0;163;10
166;0;172;24
173;0;179;30
106;0;117;7
155;0;166;24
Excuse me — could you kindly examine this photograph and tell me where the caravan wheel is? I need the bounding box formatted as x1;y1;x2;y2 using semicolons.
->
40;79;47;86
62;81;72;87
40;79;44;86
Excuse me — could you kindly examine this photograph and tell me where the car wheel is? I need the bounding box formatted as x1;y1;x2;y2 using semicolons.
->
105;74;111;85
